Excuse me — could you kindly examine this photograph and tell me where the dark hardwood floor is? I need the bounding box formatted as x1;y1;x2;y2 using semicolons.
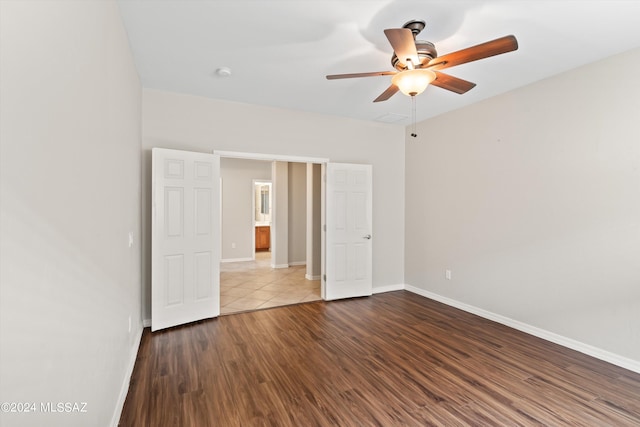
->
120;291;640;426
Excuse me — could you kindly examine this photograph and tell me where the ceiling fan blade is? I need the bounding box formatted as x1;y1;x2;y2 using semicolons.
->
326;71;396;80
431;72;476;94
427;35;518;71
373;84;399;102
384;28;419;65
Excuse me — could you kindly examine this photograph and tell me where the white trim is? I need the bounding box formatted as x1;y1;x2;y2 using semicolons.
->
110;327;143;427
272;263;289;269
289;261;306;266
221;257;254;263
373;284;405;294
252;180;257;257
214;150;329;164
305;274;321;280
404;285;640;375
142;318;151;328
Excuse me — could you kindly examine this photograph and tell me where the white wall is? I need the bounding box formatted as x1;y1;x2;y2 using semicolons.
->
405;48;640;366
141;89;406;319
220;158;271;260
0;1;142;426
288;162;307;264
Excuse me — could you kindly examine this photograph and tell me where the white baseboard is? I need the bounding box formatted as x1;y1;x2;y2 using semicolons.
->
289;261;306;266
221;257;253;263
373;283;405;294
404;285;640;375
110;326;143;427
305;274;321;280
142;318;151;328
271;263;289;269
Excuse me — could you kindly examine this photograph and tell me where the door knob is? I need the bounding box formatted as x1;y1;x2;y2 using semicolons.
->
363;234;372;240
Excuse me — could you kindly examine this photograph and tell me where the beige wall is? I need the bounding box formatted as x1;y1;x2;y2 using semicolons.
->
272;161;289;267
405;48;640;365
306;163;322;278
288;162;307;265
0;1;142;426
141;89;406;319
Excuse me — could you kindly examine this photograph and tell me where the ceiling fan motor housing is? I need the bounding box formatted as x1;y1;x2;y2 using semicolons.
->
391;40;437;71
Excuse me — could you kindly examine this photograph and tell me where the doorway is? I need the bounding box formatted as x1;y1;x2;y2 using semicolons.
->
253;180;272;258
219;157;322;314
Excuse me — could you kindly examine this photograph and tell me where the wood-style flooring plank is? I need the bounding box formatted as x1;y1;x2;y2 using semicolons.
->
120;291;640;426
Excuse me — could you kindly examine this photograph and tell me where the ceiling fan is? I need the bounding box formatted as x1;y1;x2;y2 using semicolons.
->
326;20;518;103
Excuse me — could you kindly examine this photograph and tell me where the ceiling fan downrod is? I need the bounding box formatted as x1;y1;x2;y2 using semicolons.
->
410;95;417;138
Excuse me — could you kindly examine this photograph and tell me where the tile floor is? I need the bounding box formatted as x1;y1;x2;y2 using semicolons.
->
220;251;321;315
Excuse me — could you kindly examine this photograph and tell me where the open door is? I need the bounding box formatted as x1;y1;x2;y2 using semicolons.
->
324;163;373;300
151;148;220;331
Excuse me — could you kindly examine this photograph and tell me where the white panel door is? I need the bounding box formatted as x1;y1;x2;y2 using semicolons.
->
324;163;372;300
152;148;220;331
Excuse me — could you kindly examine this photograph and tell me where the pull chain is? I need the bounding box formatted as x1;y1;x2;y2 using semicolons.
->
410;95;417;137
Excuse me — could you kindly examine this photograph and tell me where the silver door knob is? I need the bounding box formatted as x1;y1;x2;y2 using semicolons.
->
363;234;371;239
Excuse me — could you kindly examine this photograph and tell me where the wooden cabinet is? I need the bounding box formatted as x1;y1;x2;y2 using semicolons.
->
255;226;270;251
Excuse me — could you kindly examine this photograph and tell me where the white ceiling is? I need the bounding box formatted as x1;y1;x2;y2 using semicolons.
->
118;0;640;125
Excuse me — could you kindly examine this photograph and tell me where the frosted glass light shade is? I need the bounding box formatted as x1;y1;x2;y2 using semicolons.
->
392;69;436;96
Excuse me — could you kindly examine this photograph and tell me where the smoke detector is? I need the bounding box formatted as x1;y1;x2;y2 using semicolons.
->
215;67;232;77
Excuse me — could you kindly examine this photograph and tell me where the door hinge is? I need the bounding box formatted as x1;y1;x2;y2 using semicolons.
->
323;274;327;282
323;224;326;232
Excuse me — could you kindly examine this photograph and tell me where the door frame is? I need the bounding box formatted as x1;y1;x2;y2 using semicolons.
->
214;151;329;165
215;150;330;299
215;151;372;303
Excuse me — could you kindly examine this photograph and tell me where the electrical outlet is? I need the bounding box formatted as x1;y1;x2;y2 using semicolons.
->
231;242;236;249
128;232;134;248
445;269;452;280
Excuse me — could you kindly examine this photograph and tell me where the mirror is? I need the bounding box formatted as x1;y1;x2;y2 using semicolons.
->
254;181;272;224
260;186;269;214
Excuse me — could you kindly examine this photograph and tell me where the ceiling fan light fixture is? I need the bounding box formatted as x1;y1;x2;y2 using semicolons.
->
392;69;436;96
